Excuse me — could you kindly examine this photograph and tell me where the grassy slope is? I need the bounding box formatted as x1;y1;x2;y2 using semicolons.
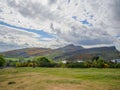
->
5;57;33;61
0;68;120;90
5;58;18;61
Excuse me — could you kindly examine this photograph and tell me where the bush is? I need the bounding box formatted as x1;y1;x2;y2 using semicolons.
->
27;63;34;67
103;64;109;68
35;56;53;67
15;62;21;67
0;55;6;67
66;62;85;68
108;62;115;68
115;63;120;68
84;61;92;68
92;59;105;68
9;61;16;67
60;62;66;68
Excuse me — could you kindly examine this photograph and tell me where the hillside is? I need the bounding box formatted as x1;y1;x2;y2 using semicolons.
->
62;46;120;61
0;44;120;60
48;45;119;60
1;48;52;58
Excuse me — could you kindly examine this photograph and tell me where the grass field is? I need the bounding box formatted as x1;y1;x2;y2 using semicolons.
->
5;58;32;61
0;68;120;90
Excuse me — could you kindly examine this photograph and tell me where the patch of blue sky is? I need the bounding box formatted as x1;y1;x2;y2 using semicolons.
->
72;16;93;27
0;21;55;38
72;16;77;20
80;19;93;27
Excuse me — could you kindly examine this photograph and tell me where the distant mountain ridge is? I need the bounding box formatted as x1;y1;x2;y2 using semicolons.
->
57;44;84;52
1;48;52;58
0;44;120;60
57;46;120;61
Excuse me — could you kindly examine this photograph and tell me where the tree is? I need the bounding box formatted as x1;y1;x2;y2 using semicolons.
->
19;57;24;62
0;55;6;67
35;56;52;67
96;59;104;68
84;61;92;68
92;56;100;61
65;62;85;68
92;58;105;68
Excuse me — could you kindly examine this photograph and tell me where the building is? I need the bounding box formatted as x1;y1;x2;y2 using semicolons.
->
111;59;120;63
61;60;67;64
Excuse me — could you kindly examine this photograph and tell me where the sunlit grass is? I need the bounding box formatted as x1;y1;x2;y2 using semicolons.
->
0;68;120;90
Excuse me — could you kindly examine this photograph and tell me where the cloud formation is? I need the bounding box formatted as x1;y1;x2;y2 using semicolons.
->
0;0;120;51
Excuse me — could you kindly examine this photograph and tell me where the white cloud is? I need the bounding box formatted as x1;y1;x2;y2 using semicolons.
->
0;25;67;51
0;0;120;51
0;25;40;46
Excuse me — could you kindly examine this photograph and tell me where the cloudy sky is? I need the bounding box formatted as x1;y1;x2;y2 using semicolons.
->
0;0;120;52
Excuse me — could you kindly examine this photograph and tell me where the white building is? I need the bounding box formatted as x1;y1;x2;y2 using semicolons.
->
61;60;67;64
76;60;84;63
111;59;120;63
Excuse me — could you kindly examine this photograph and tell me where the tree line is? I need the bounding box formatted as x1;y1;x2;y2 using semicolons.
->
0;55;120;68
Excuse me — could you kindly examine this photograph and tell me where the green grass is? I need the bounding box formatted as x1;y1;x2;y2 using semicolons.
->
5;57;33;61
5;58;19;61
0;68;120;90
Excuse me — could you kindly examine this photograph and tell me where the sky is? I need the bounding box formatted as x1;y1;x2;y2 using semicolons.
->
0;0;120;52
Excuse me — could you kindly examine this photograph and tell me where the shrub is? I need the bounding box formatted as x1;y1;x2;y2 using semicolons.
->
27;63;33;67
104;63;109;68
84;61;91;68
91;59;105;68
60;63;66;68
0;55;6;67
9;61;16;67
66;62;85;68
115;63;120;68
15;62;21;67
35;56;53;67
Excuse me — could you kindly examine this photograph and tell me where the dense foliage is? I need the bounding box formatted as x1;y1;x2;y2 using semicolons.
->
0;55;6;67
35;56;56;67
2;56;120;68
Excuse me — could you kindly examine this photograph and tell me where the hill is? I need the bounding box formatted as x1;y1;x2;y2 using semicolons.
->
1;48;52;58
0;44;120;60
59;46;120;61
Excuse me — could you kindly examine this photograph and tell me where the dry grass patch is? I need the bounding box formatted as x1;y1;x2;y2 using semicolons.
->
0;68;120;90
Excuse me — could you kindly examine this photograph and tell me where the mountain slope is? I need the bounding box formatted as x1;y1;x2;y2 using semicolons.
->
59;46;120;60
0;44;119;60
46;44;84;59
57;44;83;52
1;48;52;58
